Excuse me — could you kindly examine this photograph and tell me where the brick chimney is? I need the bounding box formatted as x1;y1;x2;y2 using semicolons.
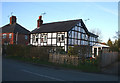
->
37;16;43;28
10;16;17;25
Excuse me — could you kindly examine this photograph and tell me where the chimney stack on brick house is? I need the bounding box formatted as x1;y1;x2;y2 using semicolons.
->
37;16;43;28
10;16;17;25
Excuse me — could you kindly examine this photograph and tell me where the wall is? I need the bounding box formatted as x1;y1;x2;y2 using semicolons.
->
31;32;67;51
49;54;79;66
2;33;14;44
14;33;30;45
2;33;29;45
101;52;118;67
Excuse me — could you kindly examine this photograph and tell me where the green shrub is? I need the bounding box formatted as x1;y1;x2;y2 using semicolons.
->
6;44;50;61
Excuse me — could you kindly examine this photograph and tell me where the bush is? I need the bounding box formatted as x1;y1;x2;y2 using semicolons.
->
5;44;50;62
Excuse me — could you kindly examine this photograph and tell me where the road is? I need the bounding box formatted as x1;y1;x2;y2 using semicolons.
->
2;58;119;81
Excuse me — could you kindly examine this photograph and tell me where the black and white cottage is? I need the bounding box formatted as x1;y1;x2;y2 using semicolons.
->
30;16;98;52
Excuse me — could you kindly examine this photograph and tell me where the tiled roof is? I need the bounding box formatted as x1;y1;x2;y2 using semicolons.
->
31;19;81;33
31;19;98;37
0;23;30;34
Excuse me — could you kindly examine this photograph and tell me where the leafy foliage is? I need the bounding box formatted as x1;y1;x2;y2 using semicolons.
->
5;44;50;61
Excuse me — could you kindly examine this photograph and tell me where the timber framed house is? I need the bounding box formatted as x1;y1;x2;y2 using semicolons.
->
31;16;98;52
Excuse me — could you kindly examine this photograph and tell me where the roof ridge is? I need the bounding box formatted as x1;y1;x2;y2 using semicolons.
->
43;19;81;25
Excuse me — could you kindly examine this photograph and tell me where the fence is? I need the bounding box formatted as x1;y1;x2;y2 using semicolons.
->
101;52;118;67
49;54;79;66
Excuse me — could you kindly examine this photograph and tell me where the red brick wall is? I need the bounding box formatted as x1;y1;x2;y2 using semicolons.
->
13;33;30;45
2;33;30;45
2;33;14;44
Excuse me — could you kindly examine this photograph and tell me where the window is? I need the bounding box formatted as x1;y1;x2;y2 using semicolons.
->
78;33;80;39
25;35;27;40
61;35;64;41
36;38;38;42
68;31;72;38
43;35;47;42
57;34;61;42
71;39;74;45
72;27;75;30
68;39;71;45
57;34;64;42
75;32;77;39
3;34;6;39
9;34;12;38
72;31;74;38
78;27;80;32
32;34;35;43
75;26;77;31
35;34;39;43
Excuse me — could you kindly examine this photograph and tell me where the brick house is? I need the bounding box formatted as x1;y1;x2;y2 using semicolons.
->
0;16;30;45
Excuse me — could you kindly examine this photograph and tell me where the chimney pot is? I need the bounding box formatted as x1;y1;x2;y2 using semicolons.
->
37;16;43;28
39;16;42;20
10;16;17;25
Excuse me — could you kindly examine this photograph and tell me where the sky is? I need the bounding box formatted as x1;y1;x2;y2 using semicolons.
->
1;2;118;43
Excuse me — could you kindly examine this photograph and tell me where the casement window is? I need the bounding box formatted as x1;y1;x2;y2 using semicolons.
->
68;31;72;38
57;34;61;42
75;32;77;39
41;34;47;43
78;40;80;45
81;34;84;39
3;34;6;39
78;27;81;32
61;35;64;41
78;23;81;26
9;34;11;38
72;31;74;38
57;34;65;42
41;34;44;43
35;34;39;43
68;39;71;45
32;34;38;43
43;35;47;42
32;34;35;43
25;35;28;40
75;26;78;31
78;33;80;39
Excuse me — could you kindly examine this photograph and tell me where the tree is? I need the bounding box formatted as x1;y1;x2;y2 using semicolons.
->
90;28;102;42
113;31;120;52
107;38;113;51
107;38;113;47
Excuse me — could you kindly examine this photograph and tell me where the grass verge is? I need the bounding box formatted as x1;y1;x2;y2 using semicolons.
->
5;55;101;73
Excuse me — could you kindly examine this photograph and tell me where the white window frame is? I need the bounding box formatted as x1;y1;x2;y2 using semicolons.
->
3;34;6;39
9;34;12;38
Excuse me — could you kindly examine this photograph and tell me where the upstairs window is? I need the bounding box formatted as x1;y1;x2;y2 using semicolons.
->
41;34;47;43
57;34;65;42
3;34;6;39
32;34;35;43
9;34;12;38
43;35;47;42
61;35;64;41
25;35;28;40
